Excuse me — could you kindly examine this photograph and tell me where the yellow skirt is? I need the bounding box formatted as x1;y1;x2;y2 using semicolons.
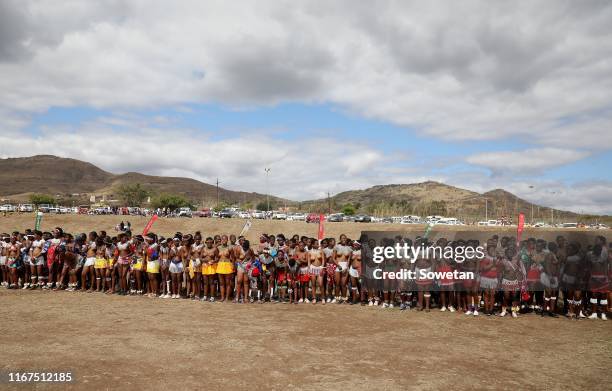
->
132;260;143;271
216;261;234;275
147;260;160;274
107;258;115;268
202;263;217;275
94;258;107;269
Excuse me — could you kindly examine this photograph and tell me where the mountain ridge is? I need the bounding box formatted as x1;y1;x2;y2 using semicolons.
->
0;155;604;222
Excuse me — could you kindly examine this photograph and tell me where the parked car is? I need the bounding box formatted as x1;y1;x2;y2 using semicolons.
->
327;213;344;222
306;213;321;223
19;204;34;212
0;204;16;212
251;210;265;219
272;212;287;220
177;207;192;218
287;213;306;221
59;207;71;214
437;218;459;225
354;214;372;223
219;209;233;218
237;211;251;219
193;209;212;217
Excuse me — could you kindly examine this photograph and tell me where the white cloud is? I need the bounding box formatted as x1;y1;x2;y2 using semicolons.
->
0;1;611;149
0;115;406;201
465;148;591;175
0;1;611;214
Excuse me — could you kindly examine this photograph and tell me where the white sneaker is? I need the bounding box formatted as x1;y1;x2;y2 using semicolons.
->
382;303;389;308
579;311;586;318
389;303;394;308
473;310;479;316
500;310;507;317
331;297;336;304
449;306;456;313
374;300;379;306
512;311;518;318
465;310;473;315
304;298;310;304
368;300;374;307
588;313;598;319
326;297;331;303
602;313;608;321
298;298;303;303
440;307;447;312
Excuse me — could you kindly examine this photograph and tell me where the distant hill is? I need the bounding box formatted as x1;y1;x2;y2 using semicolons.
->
301;181;590;223
0;156;606;223
0;155;288;207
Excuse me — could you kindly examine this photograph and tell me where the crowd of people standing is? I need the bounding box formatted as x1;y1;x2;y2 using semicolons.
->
1;226;610;320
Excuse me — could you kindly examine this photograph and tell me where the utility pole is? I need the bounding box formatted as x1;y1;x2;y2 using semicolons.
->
551;208;554;225
216;178;220;210
327;191;331;214
485;198;488;221
265;168;271;214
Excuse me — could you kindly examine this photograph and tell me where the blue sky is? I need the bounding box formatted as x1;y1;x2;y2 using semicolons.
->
1;1;611;213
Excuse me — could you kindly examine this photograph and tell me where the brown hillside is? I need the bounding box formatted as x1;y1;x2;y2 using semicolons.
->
0;155;288;207
0;155;112;195
302;181;585;223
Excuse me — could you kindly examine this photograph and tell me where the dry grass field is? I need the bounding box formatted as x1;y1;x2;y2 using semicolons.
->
0;213;604;242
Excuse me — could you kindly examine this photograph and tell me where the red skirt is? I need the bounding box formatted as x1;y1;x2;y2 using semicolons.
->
526;268;541;284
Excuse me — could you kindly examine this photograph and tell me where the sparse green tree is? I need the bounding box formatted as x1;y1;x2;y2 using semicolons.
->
342;203;356;216
117;183;150;206
29;193;56;207
151;194;192;211
256;201;275;211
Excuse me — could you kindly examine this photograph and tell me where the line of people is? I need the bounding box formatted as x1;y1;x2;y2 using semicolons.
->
1;227;610;320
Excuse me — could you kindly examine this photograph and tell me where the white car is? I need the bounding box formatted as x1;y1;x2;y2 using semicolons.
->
19;204;34;212
287;213;306;221
400;215;422;224
237;211;251;219
0;204;16;212
272;212;287;220
177;207;193;217
252;211;265;219
59;207;70;214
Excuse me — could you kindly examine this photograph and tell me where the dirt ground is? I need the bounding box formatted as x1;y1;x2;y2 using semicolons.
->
1;214;610;390
0;290;610;391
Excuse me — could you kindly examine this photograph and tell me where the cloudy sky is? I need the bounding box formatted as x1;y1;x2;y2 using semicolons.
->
1;1;611;213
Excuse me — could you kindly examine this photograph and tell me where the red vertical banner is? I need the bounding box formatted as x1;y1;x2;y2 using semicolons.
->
142;214;159;236
516;213;525;247
317;214;325;240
